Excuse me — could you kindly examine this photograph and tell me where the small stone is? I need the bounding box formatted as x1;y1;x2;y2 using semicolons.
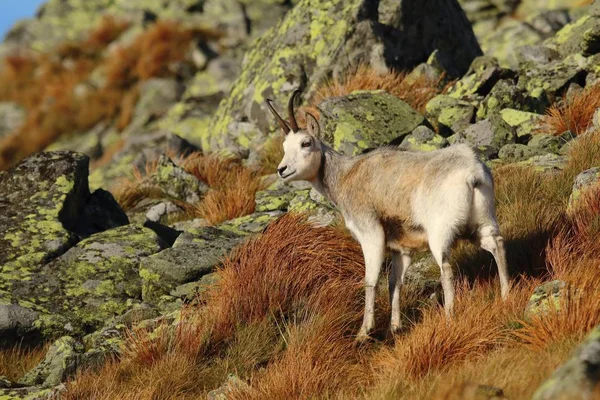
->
498;143;541;162
568;167;600;208
525;280;567;318
527;134;563;153
19;336;83;387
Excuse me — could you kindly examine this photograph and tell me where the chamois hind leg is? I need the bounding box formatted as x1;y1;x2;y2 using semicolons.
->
349;218;386;342
472;185;511;299
428;230;456;318
389;250;411;334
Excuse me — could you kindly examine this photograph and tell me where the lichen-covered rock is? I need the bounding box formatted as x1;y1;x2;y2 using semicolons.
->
568;167;600;207
19;336;82;388
399;126;448;151
140;227;244;304
515;153;567;173
0;102;25;139
499;108;544;139
454;118;515;155
207;374;250;400
255;188;296;213
549;13;600;58
477;79;548;120
218;211;285;235
532;323;600;400
517;53;588;103
208;0;481;152
447;56;513;100
425;96;475;136
0;152;129;338
525;280;567;318
170;273;220;302
0;305;40;346
18;224;167;338
527;134;563;154
318;91;425;155
0;386;60;400
0;152;88;280
122;79;183;137
498;143;543;162
150;156;207;204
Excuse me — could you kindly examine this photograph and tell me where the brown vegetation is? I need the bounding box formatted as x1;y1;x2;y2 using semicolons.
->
539;82;600;136
303;64;451;118
0;18;220;170
112;152;265;224
0;342;48;383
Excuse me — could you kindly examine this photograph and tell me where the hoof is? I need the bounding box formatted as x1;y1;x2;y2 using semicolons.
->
355;329;371;344
390;324;401;335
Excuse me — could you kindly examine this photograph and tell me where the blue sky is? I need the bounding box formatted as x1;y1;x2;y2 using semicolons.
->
0;0;47;40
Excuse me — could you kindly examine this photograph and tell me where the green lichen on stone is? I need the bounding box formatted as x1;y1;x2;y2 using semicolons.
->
207;0;369;152
319;90;424;155
499;108;543;138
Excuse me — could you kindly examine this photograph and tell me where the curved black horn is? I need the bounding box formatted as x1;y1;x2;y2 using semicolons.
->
266;99;291;134
287;89;301;132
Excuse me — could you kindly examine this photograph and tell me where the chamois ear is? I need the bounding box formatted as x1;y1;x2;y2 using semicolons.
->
266;99;291;135
305;112;320;138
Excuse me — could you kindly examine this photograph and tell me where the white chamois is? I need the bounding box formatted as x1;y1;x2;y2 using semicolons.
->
266;90;510;341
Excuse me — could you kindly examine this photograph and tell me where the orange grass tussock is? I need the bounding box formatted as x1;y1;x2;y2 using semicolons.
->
304;64;450;118
0;18;220;170
539;82;600;136
0;342;49;383
205;213;365;341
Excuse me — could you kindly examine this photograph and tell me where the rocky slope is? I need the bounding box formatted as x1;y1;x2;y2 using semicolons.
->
0;0;599;398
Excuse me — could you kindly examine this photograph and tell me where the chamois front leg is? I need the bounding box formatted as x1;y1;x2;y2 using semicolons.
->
353;221;386;342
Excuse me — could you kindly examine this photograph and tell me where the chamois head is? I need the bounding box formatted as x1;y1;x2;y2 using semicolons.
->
266;90;323;183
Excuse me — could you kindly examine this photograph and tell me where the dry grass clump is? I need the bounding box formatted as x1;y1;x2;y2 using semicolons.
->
63;214;371;399
181;153;265;224
0;342;49;383
539;82;600;136
257;135;285;175
0;18;220;170
111;150;265;224
304;64;450;117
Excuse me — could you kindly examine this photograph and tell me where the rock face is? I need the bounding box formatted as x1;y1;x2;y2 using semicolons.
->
318;91;425;155
0;152;145;343
533;324;600;400
208;0;481;153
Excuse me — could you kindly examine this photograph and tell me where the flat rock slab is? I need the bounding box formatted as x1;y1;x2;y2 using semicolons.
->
140;227;245;304
319;91;424;155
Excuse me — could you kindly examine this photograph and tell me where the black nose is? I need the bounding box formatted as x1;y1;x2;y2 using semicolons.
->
277;166;287;176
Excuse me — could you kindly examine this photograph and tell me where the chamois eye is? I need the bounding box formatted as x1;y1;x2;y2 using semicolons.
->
301;141;311;148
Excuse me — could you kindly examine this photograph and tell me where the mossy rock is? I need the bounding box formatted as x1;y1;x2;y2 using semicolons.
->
425;95;475;136
255;188;297;212
498;143;543;162
318;91;425;155
140;227;244;304
514;153;567;173
208;0;481;152
19;336;82;388
532;323;600;400
568;167;600;208
446;56;513;99
524;280;566;318
399;126;449;152
499;108;544;139
454;118;515;155
477;79;548;120
21;225;167;338
218;211;285;235
528;134;563;153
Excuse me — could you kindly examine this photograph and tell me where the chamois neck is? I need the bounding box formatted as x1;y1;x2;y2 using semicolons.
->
310;144;351;207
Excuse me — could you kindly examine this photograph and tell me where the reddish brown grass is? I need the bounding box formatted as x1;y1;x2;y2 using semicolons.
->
539;82;600;136
0;19;220;170
0;342;49;383
182;153;265;224
304;64;450;118
205;213;365;341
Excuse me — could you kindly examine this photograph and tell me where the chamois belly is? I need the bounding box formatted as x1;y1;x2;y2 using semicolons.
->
381;217;429;251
